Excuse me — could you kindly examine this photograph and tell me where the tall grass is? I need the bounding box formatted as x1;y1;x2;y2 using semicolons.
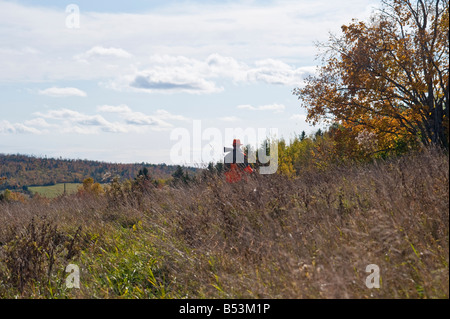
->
0;147;448;298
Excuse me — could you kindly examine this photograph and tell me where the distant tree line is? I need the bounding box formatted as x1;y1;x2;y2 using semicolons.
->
0;154;196;191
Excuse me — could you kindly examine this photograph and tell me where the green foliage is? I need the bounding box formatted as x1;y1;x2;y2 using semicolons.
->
28;183;81;199
79;225;171;298
0;189;11;202
275;123;421;177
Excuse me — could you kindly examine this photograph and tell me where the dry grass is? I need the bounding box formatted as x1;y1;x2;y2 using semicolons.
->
0;147;448;299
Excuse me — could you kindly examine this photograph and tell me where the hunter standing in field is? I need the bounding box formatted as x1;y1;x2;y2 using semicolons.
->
224;139;253;183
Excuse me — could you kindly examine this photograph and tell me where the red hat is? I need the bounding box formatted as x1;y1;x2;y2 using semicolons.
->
233;139;243;147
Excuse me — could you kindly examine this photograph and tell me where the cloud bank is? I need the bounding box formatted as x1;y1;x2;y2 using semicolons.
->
38;87;87;97
104;54;315;94
0;106;189;135
0;0;376;84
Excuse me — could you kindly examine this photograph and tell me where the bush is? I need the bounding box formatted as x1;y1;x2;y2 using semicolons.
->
1;218;82;296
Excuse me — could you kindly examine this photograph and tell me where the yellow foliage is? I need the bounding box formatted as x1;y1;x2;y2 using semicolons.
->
78;177;104;196
2;189;27;203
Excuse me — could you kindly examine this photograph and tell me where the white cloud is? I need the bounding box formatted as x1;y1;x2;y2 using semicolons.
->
129;70;223;94
38;87;87;97
236;104;256;110
290;114;307;121
97;104;188;126
4;105;190;135
205;53;249;82
123;111;172;128
102;55;221;94
104;53;315;94
77;46;133;60
23;118;52;128
204;54;314;86
0;120;45;134
34;108;127;133
74;46;134;67
246;60;315;86
97;104;132;113
35;108;88;120
123;54;225;94
237;103;285;113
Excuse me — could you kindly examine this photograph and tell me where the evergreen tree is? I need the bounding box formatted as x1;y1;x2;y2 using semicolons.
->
300;130;306;141
172;165;190;185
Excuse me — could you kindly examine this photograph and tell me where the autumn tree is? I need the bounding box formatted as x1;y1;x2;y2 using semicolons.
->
0;189;26;203
277;139;296;177
294;0;449;151
78;177;104;196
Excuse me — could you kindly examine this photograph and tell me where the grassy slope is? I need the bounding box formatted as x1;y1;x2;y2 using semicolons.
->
0;148;448;299
28;183;82;199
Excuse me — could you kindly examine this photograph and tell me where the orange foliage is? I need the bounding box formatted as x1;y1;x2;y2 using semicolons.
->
295;0;449;151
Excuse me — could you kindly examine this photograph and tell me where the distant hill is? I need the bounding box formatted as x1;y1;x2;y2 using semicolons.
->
0;153;196;191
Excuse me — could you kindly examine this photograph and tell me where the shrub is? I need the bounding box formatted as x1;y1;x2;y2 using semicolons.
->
1;218;82;295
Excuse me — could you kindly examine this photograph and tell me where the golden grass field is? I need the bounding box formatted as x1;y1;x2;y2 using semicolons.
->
0;148;448;299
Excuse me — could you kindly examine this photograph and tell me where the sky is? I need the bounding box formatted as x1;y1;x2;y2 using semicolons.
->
0;0;378;165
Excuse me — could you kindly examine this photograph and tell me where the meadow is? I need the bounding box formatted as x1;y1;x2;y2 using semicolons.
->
0;147;448;299
28;183;82;199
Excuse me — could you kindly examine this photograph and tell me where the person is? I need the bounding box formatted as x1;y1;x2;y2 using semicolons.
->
224;139;253;183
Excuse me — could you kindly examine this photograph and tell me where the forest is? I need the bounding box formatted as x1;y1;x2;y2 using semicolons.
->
0;153;193;191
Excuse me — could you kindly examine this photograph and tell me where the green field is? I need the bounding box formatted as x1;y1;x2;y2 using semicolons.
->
28;183;81;198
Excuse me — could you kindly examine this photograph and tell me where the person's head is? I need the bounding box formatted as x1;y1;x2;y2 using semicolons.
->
233;139;243;148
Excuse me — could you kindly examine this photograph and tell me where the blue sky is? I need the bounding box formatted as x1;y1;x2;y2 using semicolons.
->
0;0;378;164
